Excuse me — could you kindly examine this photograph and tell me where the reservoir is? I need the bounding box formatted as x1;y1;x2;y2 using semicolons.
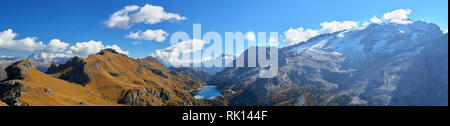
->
194;86;223;99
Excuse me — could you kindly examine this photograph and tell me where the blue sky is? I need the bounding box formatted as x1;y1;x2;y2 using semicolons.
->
0;0;448;58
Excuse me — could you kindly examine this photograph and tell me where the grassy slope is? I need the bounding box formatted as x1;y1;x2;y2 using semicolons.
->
53;51;204;105
0;101;6;106
14;68;119;106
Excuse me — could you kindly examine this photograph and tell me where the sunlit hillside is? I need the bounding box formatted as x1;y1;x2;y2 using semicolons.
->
45;49;205;106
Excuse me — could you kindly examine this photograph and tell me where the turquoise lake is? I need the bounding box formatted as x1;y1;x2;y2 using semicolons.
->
194;86;223;99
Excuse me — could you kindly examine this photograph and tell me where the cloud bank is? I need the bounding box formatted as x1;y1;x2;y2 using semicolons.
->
383;9;413;24
284;21;359;45
0;29;128;57
284;9;416;46
152;39;207;65
126;29;168;42
104;4;186;29
0;29;45;51
67;40;129;57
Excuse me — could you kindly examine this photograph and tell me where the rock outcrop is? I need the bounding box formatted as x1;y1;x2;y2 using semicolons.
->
390;34;448;106
46;56;90;86
0;65;6;81
0;80;29;106
4;60;34;80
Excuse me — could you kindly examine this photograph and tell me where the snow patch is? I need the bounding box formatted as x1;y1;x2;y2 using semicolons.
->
350;96;368;105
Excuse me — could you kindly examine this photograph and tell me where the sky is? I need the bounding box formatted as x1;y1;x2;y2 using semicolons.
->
0;0;448;61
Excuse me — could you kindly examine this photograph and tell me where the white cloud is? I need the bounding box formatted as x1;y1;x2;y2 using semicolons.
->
0;29;129;58
284;27;319;46
0;29;45;51
103;5;140;29
105;44;129;55
104;4;186;29
42;52;71;59
126;29;168;42
44;39;69;53
370;16;383;24
246;31;256;41
29;52;72;60
444;29;448;34
383;9;413;24
362;21;370;26
67;40;129;57
284;21;359;45
152;39;206;65
67;40;104;57
267;37;279;47
319;21;359;33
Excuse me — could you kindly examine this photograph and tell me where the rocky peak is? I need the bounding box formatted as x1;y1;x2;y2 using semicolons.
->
45;63;62;74
46;56;86;74
45;56;90;86
4;60;35;80
97;48;121;55
68;56;85;65
364;21;442;36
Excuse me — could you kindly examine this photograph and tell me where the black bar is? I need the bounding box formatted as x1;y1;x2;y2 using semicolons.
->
0;106;447;125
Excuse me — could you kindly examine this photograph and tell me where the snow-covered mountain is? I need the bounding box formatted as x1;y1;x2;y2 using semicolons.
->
194;54;236;74
0;52;71;72
213;21;447;106
158;53;236;74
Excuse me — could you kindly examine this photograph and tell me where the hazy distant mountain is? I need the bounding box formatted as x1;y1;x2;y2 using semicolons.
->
0;52;71;72
0;55;26;66
193;54;236;74
157;54;236;74
213;21;447;106
169;66;213;83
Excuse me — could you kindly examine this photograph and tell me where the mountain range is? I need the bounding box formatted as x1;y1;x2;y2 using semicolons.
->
0;21;447;106
0;52;72;80
212;21;448;106
0;49;209;106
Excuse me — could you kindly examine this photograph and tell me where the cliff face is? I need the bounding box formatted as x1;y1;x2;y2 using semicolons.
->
0;65;6;81
45;49;205;106
390;34;448;106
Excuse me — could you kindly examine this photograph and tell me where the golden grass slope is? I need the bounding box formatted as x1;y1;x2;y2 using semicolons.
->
0;60;119;106
48;50;205;106
0;101;6;106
